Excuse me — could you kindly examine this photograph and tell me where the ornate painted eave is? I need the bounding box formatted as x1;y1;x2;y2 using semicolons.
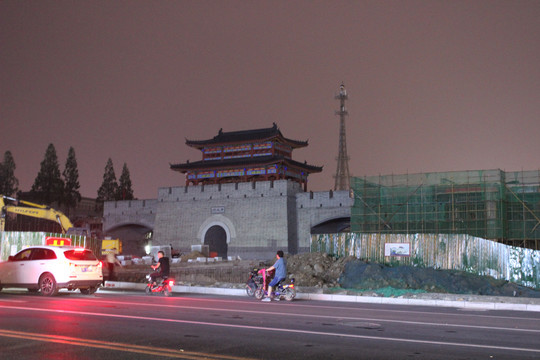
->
185;123;308;149
170;155;323;173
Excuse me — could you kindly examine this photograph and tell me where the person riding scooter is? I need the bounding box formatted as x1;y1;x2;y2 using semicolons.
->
150;250;170;288
261;250;286;302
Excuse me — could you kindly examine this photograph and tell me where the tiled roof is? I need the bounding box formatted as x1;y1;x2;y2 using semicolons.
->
170;155;322;173
185;123;308;148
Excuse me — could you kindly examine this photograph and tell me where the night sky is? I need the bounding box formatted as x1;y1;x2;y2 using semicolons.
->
1;1;539;199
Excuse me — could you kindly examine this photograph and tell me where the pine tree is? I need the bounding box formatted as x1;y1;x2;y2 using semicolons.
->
117;163;134;200
0;151;19;196
31;144;64;204
97;158;118;202
63;146;82;213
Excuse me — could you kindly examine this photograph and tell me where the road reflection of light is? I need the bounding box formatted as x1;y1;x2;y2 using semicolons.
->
38;348;80;360
1;329;259;360
42;297;99;339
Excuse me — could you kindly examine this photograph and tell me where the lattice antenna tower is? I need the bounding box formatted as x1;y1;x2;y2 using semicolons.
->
334;83;351;191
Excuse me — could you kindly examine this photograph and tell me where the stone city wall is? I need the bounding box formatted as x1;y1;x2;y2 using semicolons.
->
152;180;303;259
296;190;353;252
103;181;353;259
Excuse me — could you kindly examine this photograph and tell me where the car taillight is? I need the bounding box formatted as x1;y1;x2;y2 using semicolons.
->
98;261;103;268
168;280;174;286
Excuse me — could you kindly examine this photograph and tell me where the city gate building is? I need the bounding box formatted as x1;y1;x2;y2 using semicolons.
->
170;123;322;191
103;124;353;259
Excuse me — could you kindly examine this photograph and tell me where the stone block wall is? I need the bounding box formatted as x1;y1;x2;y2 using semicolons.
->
103;199;157;231
103;181;353;259
296;190;353;252
152;180;304;259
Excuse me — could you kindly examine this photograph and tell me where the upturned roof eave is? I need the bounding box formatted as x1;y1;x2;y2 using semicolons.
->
170;156;322;173
185;124;308;149
185;135;308;149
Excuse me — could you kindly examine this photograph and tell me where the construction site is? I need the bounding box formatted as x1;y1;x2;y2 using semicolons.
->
351;169;540;250
2;83;539;295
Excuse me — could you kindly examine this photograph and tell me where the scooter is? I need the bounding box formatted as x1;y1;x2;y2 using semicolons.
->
246;268;263;297
254;268;296;301
145;273;174;296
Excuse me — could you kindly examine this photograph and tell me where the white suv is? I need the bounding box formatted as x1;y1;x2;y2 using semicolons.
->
0;246;103;296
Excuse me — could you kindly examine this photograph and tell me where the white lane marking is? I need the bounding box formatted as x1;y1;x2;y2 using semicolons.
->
107;293;540;322
0;304;539;354
53;297;540;334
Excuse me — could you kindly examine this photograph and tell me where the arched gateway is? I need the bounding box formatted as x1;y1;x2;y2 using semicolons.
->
204;225;228;258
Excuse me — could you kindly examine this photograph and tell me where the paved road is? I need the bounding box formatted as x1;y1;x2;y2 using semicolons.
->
1;289;539;359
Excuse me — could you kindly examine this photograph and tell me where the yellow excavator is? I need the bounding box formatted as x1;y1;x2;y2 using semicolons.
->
0;195;74;234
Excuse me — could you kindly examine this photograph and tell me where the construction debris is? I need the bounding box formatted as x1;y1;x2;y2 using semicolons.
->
284;252;540;297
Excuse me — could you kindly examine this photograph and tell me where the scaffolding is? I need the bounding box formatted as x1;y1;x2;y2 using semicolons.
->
351;169;540;250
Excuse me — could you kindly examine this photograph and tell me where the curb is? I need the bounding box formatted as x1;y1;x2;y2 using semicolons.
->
100;282;540;312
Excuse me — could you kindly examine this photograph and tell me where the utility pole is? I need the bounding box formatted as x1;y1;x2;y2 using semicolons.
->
334;83;351;191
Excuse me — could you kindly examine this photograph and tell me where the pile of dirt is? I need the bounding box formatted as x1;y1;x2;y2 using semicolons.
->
283;253;540;298
284;252;356;288
179;251;206;262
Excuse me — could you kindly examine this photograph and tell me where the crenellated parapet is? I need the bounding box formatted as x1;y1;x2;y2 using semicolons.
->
157;179;303;203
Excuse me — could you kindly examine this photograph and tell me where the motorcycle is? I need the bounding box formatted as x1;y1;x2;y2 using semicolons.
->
246;268;263;297
145;273;174;296
254;268;296;301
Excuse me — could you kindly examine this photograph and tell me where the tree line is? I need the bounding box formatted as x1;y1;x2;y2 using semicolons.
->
0;144;135;210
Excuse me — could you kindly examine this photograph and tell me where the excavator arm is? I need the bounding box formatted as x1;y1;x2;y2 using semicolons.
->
1;196;74;233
